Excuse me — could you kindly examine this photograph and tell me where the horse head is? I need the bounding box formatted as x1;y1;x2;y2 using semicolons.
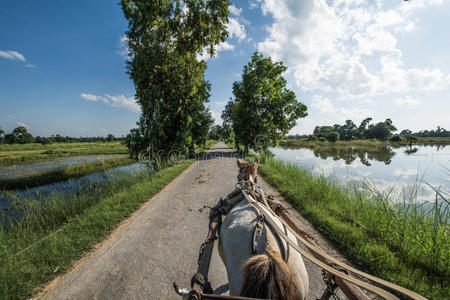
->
237;158;258;183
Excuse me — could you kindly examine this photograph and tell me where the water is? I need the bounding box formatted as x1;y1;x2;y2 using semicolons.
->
0;163;149;214
0;154;129;180
270;144;450;202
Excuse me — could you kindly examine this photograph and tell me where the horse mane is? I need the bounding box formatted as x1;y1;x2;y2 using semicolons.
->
241;249;302;300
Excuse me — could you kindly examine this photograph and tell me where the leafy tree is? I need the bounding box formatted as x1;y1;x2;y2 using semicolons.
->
121;0;230;156
405;134;418;148
5;126;34;144
107;134;115;142
191;107;214;149
399;129;412;136
221;99;234;126
40;137;53;145
337;120;358;140
365;119;396;141
208;125;221;140
231;52;307;153
358;117;372;138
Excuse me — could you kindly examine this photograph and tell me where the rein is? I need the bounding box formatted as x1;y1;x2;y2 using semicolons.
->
174;180;427;300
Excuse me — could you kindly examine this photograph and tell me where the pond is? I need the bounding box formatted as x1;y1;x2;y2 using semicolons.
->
270;144;450;203
0;162;149;215
0;154;129;180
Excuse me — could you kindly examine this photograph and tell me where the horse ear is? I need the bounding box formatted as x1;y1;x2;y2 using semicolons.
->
237;158;248;170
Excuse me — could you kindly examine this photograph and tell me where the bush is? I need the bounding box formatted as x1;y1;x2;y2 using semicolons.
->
389;134;401;142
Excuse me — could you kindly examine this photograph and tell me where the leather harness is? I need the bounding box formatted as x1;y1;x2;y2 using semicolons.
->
174;178;427;300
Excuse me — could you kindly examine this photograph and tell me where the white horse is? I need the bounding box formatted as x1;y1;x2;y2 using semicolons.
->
217;159;309;299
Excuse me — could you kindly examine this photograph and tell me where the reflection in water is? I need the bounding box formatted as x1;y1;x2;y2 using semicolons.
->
0;163;147;217
404;147;418;155
281;145;396;166
271;144;450;203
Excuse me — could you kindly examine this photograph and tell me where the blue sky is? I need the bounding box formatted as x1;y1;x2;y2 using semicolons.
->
1;0;449;137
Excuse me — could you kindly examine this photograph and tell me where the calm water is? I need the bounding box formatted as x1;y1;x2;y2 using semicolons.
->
0;154;129;180
0;163;148;214
270;144;450;202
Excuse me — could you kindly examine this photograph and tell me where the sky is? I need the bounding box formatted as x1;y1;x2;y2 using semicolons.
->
1;0;449;137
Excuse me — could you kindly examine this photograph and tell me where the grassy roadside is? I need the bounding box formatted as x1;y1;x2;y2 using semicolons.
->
0;142;128;165
0;157;134;190
279;137;450;149
248;154;448;299
0;160;193;299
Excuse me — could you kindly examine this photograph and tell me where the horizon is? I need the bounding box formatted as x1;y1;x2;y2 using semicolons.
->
1;0;449;137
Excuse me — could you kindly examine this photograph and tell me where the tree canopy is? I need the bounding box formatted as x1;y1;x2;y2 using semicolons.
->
227;52;308;151
121;0;230;157
4;126;34;144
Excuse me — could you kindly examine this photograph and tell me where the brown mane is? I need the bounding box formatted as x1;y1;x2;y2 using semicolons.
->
241;250;301;300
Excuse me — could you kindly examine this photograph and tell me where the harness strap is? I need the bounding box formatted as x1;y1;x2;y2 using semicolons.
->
242;189;426;300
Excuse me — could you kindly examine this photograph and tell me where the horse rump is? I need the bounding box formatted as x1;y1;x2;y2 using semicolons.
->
241;249;302;300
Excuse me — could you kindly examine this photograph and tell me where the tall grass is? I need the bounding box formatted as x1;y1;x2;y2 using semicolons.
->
252;156;449;299
0;160;192;299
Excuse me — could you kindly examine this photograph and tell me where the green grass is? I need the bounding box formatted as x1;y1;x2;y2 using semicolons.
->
0;160;193;300
0;157;134;190
0;142;128;165
248;155;449;299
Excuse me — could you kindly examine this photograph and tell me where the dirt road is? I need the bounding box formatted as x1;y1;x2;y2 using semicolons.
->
40;142;349;299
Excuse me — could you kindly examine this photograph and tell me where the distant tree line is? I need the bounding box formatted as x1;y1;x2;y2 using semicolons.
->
309;118;397;142
285;121;449;142
0;125;123;144
399;126;450;138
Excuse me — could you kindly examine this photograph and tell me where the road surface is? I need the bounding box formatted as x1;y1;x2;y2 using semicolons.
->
39;142;351;299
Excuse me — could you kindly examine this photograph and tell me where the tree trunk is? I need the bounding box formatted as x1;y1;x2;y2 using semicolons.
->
189;143;195;158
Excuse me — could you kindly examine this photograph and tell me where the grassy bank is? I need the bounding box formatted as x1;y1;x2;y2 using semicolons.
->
250;155;448;299
0;160;192;299
279;137;450;149
0;142;128;165
0;157;134;190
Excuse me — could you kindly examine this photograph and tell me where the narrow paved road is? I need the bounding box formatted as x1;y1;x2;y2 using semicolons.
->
39;142;350;299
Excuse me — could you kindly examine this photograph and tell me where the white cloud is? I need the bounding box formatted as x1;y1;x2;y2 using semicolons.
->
229;4;242;16
393;168;417;178
25;64;36;68
80;93;140;113
227;17;246;42
117;35;131;59
209;108;223;125
257;0;450;99
0;50;26;61
310;95;372;124
311;95;335;114
395;96;421;107
17;121;27;128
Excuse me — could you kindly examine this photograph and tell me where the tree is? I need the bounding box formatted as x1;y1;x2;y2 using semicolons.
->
399;129;412;136
404;134;418;148
5;126;34;144
339;120;358;140
0;126;4;144
191;107;214;149
358;117;372;138
107;134;115;142
231;52;307;153
313;126;339;142
121;0;230;156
